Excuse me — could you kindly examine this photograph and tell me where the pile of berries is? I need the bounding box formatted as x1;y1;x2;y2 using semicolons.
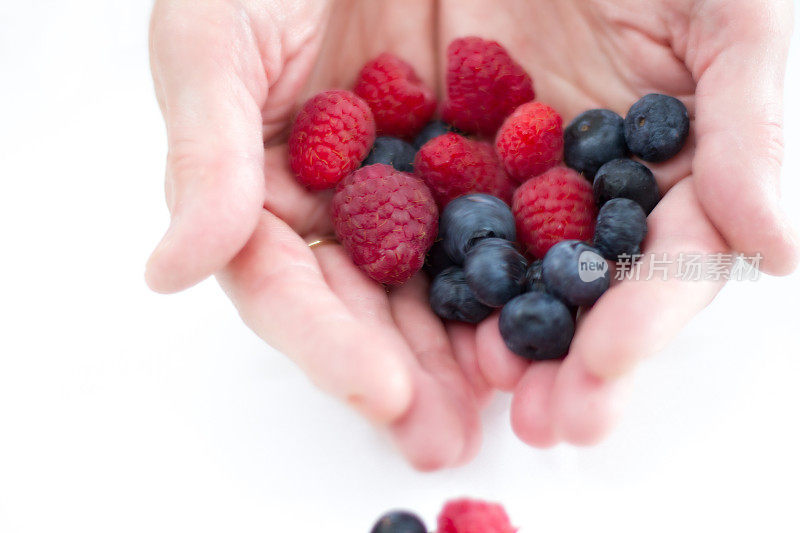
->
288;37;689;361
371;498;516;533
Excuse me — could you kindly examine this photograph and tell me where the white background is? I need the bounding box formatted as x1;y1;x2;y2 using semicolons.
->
1;2;799;532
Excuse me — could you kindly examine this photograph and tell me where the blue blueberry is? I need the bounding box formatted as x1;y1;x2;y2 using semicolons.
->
594;198;648;261
362;136;417;172
593;158;660;215
523;259;546;293
370;511;427;533
464;238;527;307
440;194;515;264
423;240;455;279
624;93;690;162
564;109;627;180
542;240;610;307
413;120;460;149
430;267;493;323
499;292;575;361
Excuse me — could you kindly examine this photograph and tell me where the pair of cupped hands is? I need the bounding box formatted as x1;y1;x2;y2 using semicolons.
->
147;0;797;470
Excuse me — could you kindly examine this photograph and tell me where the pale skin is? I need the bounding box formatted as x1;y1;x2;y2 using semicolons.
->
147;0;798;470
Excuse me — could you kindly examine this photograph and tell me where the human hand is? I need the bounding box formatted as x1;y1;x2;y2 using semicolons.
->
437;0;798;446
146;0;485;470
147;0;798;467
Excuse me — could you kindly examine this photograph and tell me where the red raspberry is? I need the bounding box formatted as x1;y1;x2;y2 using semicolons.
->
354;53;436;139
442;37;535;137
331;164;438;285
496;101;564;183
437;498;517;533
414;133;516;208
288;90;375;190
513;166;597;258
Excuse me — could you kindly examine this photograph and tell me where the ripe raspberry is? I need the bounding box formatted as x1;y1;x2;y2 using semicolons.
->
442;37;535;137
289;90;375;190
513;166;597;258
437;498;517;533
496;101;564;183
354;53;437;139
331;164;438;285
414;133;516;208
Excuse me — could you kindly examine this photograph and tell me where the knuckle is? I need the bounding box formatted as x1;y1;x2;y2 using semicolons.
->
756;120;785;172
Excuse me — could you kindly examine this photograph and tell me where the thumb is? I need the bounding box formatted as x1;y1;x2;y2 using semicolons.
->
146;0;269;293
691;0;799;275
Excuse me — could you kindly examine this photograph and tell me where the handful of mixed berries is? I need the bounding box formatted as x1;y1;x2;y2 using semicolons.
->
288;37;688;361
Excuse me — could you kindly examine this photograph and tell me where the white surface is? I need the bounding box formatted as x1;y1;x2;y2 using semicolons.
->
1;2;799;532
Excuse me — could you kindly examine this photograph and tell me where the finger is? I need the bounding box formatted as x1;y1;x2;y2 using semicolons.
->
389;371;475;471
146;0;269;293
217;212;413;424
309;242;396;326
389;277;483;469
297;240;471;470
576;178;728;379
510;362;560;448
691;0;798;275
549;355;633;446
475;313;530;391
446;322;494;409
263;146;333;238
